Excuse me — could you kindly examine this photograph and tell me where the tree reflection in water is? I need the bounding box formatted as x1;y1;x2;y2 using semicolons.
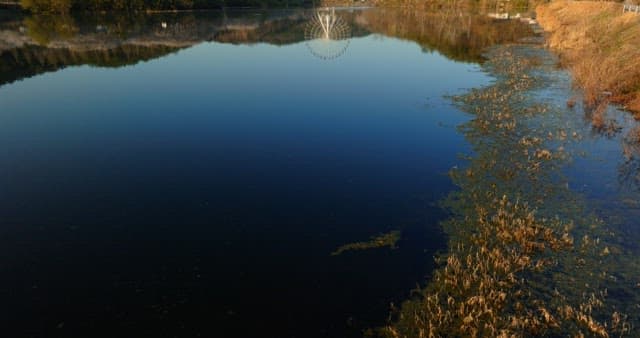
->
0;7;533;86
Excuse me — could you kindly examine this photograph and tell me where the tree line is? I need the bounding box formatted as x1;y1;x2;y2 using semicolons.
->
20;0;314;12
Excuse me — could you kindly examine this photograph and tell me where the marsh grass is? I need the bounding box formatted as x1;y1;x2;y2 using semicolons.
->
382;44;639;338
537;1;640;114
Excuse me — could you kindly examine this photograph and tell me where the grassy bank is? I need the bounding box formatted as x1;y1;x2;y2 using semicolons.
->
537;1;640;114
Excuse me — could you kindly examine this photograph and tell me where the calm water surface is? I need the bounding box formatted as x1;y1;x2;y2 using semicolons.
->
0;8;497;337
7;7;633;338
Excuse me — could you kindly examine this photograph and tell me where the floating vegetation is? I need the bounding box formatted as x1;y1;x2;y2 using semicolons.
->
331;231;401;256
382;44;640;337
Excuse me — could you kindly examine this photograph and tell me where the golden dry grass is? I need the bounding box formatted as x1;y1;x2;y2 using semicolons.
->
537;1;640;113
382;45;635;338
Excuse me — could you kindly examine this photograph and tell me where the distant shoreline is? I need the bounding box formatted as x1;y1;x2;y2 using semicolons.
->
0;0;374;13
0;1;20;9
0;3;374;15
142;5;373;13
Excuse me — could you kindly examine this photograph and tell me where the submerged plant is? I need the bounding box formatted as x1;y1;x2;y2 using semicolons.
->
331;231;401;256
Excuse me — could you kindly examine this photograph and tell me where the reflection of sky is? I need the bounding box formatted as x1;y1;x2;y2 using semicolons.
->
0;35;489;216
0;34;487;144
1;35;483;101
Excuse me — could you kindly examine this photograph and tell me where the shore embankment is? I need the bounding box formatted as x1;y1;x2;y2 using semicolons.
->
536;1;640;114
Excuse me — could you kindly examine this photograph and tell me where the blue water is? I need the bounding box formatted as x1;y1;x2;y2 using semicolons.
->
0;9;496;338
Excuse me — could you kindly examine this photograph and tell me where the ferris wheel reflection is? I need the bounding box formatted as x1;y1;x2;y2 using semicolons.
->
304;8;352;60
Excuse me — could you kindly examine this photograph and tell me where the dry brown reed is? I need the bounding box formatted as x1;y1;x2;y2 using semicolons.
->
382;45;634;338
537;1;640;114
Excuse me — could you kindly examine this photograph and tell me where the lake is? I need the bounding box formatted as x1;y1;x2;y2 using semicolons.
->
2;6;639;338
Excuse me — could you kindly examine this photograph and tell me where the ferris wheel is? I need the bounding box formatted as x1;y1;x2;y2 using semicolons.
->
304;8;351;60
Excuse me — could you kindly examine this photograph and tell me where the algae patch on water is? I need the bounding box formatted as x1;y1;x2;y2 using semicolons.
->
331;231;401;256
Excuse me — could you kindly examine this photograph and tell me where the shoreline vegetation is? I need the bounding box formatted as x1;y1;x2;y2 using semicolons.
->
537;1;640;115
383;41;639;338
380;4;640;336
